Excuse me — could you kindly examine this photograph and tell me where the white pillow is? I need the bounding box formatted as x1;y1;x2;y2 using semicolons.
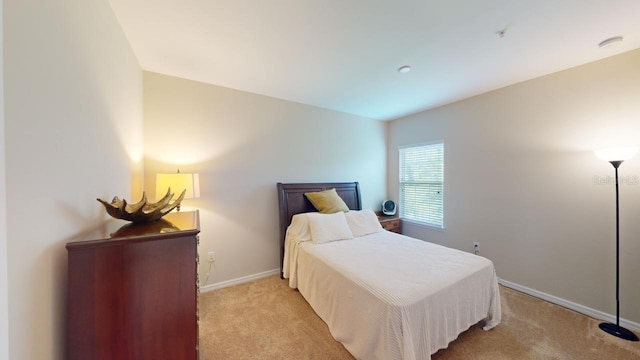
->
307;212;354;244
285;213;312;243
344;209;383;237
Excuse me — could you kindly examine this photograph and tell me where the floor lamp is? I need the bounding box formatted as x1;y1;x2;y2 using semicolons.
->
594;146;639;341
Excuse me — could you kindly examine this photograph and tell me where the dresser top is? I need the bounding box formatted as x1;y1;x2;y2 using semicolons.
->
66;210;200;250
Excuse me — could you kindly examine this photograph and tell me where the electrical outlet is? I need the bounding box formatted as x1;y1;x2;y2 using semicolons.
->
208;251;216;263
473;242;480;253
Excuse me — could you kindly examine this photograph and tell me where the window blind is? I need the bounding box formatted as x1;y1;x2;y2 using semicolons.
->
399;142;444;228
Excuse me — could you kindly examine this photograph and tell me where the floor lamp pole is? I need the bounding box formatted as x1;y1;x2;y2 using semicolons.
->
598;160;639;341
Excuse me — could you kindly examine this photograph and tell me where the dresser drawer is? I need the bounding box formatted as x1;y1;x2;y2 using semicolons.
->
378;217;402;234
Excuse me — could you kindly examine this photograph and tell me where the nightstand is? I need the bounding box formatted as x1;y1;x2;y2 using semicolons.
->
377;214;402;234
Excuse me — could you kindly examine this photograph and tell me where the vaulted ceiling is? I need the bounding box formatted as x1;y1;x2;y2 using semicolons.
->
108;0;640;120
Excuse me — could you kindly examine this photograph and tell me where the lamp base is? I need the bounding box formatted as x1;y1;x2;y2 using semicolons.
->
599;322;639;341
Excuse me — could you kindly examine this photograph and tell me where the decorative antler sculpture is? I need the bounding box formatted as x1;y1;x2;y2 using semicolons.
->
97;188;186;223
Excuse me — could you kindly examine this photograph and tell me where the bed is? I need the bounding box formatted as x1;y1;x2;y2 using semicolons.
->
277;182;501;360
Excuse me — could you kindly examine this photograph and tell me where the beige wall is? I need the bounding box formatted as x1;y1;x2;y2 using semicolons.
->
4;0;143;359
0;1;8;358
143;72;387;284
388;49;640;324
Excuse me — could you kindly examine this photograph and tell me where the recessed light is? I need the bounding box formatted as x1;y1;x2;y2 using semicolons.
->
599;36;623;49
398;65;411;73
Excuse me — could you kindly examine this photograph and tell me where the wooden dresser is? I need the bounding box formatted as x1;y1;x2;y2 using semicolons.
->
66;210;200;360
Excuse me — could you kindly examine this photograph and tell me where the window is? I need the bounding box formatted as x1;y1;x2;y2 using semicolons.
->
399;141;444;228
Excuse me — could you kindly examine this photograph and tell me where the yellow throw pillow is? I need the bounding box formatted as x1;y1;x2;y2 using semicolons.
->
304;188;350;214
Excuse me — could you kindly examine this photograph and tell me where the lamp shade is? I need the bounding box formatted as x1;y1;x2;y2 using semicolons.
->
594;146;639;162
156;172;200;201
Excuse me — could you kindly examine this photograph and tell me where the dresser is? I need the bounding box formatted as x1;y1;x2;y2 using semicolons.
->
66;210;200;360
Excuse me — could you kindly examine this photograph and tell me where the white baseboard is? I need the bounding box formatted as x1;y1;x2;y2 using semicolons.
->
200;268;281;293
498;278;640;332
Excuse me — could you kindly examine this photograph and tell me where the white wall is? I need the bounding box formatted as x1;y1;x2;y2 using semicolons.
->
0;1;9;358
143;72;387;284
388;49;640;324
4;0;143;358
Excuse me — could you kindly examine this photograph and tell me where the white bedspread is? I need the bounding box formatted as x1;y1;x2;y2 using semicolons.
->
283;230;501;360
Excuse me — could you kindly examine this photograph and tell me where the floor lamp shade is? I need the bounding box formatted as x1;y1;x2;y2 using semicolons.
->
156;172;200;202
594;146;639;161
594;146;639;342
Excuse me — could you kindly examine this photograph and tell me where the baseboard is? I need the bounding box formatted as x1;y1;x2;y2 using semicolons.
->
498;278;640;332
200;268;281;293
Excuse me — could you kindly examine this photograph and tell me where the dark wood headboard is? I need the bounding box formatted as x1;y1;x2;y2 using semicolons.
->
276;182;362;276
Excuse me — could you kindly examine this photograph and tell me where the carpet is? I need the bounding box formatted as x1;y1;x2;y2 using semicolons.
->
199;275;640;359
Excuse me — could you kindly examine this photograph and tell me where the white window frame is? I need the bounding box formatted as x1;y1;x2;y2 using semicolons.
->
398;140;444;229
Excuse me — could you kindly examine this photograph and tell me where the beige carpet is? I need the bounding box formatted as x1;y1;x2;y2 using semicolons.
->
199;275;640;359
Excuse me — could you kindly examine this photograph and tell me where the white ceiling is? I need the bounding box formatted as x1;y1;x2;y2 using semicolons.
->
108;0;640;120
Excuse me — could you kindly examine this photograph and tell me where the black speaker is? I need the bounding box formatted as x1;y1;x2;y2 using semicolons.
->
382;200;396;216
